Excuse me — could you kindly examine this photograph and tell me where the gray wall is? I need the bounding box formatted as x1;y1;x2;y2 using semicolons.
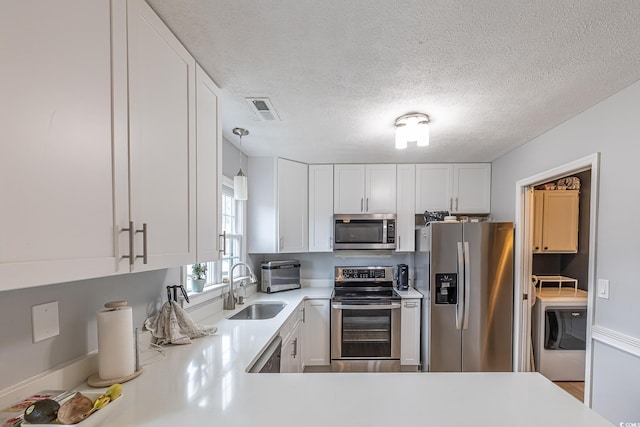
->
0;268;179;390
223;136;249;179
491;79;640;423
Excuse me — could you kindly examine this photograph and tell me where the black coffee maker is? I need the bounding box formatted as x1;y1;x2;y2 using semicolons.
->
397;264;409;290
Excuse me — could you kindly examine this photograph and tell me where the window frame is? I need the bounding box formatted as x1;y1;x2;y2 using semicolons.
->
182;176;246;299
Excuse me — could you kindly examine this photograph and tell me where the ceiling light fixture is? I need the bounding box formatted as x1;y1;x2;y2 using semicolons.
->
232;127;249;200
395;113;430;149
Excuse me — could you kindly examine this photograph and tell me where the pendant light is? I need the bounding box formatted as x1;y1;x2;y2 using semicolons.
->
232;127;249;200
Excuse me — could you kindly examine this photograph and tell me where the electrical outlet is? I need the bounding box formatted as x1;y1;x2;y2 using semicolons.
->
32;301;60;342
597;279;610;299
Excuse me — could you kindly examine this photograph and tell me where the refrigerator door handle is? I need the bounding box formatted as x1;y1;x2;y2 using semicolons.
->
456;242;464;330
463;241;471;330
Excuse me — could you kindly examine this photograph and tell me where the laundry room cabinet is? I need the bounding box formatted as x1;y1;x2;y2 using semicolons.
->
334;164;397;214
532;190;579;253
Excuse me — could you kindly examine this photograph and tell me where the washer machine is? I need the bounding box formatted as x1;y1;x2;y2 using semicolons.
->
532;287;588;381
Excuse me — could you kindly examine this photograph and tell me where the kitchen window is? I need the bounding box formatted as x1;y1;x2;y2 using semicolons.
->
184;177;245;293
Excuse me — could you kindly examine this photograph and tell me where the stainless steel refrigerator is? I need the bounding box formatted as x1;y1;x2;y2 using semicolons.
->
414;222;514;372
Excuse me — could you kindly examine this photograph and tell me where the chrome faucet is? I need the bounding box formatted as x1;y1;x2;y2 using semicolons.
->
224;262;258;310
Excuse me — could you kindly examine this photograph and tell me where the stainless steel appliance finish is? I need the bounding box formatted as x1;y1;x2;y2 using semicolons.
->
415;222;514;372
333;214;396;250
249;336;282;373
261;260;301;293
331;266;401;371
227;302;287;320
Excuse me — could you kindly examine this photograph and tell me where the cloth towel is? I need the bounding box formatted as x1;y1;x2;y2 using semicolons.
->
144;301;216;345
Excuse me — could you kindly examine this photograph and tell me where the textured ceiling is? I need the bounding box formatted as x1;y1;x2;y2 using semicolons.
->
146;0;640;163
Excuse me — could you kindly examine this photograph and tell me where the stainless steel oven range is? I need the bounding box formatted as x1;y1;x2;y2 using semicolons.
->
331;266;401;372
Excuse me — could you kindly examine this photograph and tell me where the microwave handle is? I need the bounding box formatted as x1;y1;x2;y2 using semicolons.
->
360;198;364;212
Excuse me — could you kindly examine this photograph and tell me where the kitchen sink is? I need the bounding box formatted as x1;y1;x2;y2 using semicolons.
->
228;302;287;320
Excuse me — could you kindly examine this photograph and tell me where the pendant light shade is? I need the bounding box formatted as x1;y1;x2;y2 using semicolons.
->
233;170;248;201
232;127;249;200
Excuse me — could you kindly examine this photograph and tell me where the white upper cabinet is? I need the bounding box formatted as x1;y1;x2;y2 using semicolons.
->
278;158;309;253
333;164;365;213
415;163;491;214
334;164;396;213
452;164;491;214
248;158;308;254
0;0;127;291
195;65;222;263
309;165;334;252
415;164;454;212
125;0;197;271
396;164;416;252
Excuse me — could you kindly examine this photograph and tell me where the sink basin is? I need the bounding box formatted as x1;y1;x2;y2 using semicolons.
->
228;302;287;320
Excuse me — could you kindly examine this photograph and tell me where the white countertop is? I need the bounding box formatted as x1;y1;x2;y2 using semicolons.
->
79;288;610;427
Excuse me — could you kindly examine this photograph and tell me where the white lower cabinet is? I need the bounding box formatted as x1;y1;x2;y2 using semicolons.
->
280;302;305;373
401;299;421;367
303;299;331;366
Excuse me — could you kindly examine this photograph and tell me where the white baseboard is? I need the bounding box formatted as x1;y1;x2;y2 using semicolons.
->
592;325;640;359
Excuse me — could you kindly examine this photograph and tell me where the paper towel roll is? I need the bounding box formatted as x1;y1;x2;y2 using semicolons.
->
97;305;135;380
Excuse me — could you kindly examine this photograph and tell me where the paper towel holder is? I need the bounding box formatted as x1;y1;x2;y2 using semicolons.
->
87;301;143;388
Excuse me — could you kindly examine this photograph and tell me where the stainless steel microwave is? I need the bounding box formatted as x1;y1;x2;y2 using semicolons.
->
333;214;396;250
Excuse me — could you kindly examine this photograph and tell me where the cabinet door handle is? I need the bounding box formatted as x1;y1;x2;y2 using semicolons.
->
543;246;548;251
449;198;453;211
455;197;459;211
219;231;227;255
279;236;284;250
360;198;364;212
534;246;539;251
404;302;419;308
122;221;135;266
292;338;298;358
366;198;369;212
397;235;401;250
329;236;333;249
135;223;148;264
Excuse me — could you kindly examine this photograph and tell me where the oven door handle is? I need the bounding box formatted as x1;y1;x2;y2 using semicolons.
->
331;303;402;310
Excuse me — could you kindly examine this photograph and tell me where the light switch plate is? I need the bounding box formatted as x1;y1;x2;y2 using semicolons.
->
32;301;60;342
597;279;610;299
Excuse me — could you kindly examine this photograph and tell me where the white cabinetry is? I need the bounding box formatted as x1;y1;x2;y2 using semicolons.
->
195;65;222;262
125;0;197;271
415;164;491;214
308;165;334;252
334;164;396;214
401;299;421;367
396;164;416;252
303;299;331;366
280;302;305;373
248;158;308;253
0;0;127;290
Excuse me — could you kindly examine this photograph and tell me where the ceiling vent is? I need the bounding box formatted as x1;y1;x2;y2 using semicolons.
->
245;97;281;121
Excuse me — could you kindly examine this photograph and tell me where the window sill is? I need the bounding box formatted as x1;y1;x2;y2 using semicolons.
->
184;282;230;307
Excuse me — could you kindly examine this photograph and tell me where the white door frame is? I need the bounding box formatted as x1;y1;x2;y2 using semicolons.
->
513;152;600;407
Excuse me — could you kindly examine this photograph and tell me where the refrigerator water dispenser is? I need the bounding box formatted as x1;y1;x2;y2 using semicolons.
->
435;273;457;304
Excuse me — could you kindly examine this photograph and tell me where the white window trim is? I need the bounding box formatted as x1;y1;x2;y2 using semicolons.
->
180;175;247;306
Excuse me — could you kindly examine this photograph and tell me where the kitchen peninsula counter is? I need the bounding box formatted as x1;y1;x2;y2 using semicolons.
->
9;289;613;427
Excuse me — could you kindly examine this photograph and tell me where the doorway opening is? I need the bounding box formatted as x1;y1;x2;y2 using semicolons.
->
513;153;599;407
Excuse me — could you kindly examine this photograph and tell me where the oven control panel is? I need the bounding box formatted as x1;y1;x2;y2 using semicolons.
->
335;267;392;281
